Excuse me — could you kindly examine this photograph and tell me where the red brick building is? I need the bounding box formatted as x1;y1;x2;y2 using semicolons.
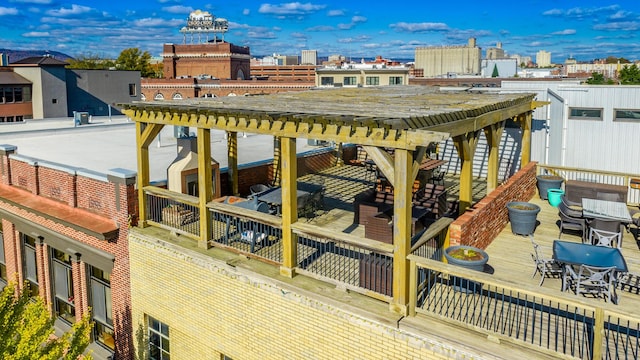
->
0;145;137;359
163;42;251;80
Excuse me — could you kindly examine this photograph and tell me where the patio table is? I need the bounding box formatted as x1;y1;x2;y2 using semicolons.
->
582;198;632;223
552;240;627;303
257;182;323;215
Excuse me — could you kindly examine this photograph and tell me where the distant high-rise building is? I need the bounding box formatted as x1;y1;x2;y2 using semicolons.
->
414;37;482;77
301;50;317;65
486;42;505;60
536;50;552;67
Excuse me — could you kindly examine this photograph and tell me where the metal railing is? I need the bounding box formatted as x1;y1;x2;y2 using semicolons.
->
537;164;640;205
292;222;394;300
208;202;283;264
408;255;640;359
143;186;200;239
411;217;452;261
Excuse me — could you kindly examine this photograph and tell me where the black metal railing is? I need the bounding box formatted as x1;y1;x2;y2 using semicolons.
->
144;186;200;239
408;256;640;360
208;203;283;263
292;223;394;300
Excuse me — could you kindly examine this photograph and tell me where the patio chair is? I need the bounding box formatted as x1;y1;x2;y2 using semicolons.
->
588;228;622;249
588;217;622;233
564;264;616;302
558;201;587;242
250;184;272;195
430;168;445;185
529;235;562;286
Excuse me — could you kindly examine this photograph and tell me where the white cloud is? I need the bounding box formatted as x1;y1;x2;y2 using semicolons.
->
390;22;449;32
352;15;366;23
9;0;52;3
551;29;576;35
162;5;194;14
134;17;183;27
46;4;92;17
259;2;326;16
594;21;640;31
0;7;18;15
327;9;344;16
243;8;250;15
22;31;50;37
306;25;334;32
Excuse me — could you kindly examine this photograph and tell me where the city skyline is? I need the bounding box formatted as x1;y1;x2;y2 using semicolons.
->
1;0;640;62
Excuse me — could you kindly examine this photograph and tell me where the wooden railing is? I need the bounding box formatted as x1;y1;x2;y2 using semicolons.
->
292;222;395;301
207;202;283;264
408;255;640;360
143;186;200;239
537;165;640;205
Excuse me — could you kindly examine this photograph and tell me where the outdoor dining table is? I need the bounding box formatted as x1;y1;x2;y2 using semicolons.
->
582;198;632;223
257;182;323;215
552;240;627;303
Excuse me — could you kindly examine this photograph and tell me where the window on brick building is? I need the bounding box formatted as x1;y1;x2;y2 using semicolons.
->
148;316;170;360
21;234;39;300
129;83;137;97
51;248;76;324
90;266;114;350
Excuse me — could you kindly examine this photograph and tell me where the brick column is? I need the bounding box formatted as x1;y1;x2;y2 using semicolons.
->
0;145;17;185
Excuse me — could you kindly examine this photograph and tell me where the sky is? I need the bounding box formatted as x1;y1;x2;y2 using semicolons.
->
1;0;640;62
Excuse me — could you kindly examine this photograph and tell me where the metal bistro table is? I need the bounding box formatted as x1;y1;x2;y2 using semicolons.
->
552;240;627;303
582;198;633;223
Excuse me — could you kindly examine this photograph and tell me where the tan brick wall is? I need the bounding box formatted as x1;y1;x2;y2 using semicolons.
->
449;161;537;248
129;232;457;360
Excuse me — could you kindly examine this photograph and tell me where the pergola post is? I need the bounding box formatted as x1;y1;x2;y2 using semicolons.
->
391;148;413;315
197;128;213;248
454;131;480;214
483;122;505;194
227;131;239;196
135;122;164;228
279;137;298;278
272;136;281;186
520;112;532;167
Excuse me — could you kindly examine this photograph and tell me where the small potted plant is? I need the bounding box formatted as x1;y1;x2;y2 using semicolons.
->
536;174;564;200
444;245;489;272
506;201;540;236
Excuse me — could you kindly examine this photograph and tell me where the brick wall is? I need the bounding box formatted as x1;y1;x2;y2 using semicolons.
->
448;162;537;248
129;232;465;360
0;153;137;359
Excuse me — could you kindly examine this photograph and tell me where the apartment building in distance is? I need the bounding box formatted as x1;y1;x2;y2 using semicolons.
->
536;50;552;67
301;49;318;65
316;62;409;87
414;37;482;77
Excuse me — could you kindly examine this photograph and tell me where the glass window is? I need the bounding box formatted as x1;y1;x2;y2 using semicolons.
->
614;109;640;122
91;266;113;350
23;86;31;102
14;87;22;102
389;77;403;85
366;76;379;85
148;316;170;360
22;234;39;299
51;248;75;324
129;83;137;97
343;76;356;86
4;87;13;102
154;93;164;101
320;77;334;86
569;107;602;120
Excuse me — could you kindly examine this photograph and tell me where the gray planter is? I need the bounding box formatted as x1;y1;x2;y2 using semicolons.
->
444;245;489;272
536;175;564;200
507;202;541;235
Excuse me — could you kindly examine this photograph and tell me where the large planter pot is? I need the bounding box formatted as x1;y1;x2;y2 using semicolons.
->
536;175;564;200
507;201;541;236
444;245;489;272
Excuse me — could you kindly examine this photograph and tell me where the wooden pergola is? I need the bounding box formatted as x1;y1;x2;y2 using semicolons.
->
121;86;543;314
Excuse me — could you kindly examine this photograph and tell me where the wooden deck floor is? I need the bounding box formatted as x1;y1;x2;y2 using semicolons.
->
486;195;640;316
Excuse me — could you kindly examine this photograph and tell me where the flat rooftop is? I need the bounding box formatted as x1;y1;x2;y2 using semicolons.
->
0;116;321;182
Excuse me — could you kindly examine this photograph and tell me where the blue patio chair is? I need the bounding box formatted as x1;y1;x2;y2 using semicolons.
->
529;235;562;286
